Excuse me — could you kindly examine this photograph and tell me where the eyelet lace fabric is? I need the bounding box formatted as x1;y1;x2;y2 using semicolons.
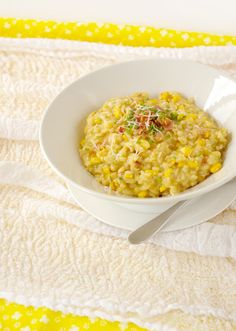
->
0;38;236;331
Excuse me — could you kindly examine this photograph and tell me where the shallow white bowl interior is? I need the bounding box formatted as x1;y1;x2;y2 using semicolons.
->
40;59;236;212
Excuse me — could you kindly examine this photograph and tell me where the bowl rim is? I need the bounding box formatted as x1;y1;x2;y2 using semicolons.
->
39;57;236;205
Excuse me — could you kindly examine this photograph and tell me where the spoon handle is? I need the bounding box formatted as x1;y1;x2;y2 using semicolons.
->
128;201;185;245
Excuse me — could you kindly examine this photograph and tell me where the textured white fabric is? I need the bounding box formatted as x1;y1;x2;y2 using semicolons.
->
1;38;236;331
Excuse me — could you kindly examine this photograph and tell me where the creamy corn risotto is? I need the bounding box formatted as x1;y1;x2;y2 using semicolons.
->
79;92;229;198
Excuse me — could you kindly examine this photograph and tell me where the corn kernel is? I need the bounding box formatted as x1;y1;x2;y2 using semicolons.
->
145;169;153;174
177;113;185;121
177;160;185;167
90;157;101;165
188;160;198;169
109;182;116;190
124;171;133;179
186;113;197;120
122;134;129;141
181;146;192;157
138;191;148;198
159;185;166;193
102;166;110;174
204;131;210;138
80;138;85;147
149;98;158;105
197;139;206;146
172;94;181;103
92;117;102;125
160;91;171;101
210;163;222;173
164;168;173;178
139;139;150;150
113;107;121;119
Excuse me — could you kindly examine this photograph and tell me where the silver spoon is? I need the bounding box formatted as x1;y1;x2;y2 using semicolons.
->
128;201;185;244
128;178;236;245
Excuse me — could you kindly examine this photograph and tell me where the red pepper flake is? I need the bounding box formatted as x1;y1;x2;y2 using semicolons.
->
118;126;125;133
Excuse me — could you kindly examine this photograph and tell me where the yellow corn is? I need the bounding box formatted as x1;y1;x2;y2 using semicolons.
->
186;113;197;120
124;171;133;179
122;134;129;141
204;131;210;138
177;160;185;167
197;139;206;146
159;185;166;193
113;106;122;119
188;160;198;169
160;91;171;101
210;163;222;173
110;182;116;190
172;94;181;103
181;146;192;157
80;138;85;147
177;113;185;121
92;117;102;125
139;139;150;150
138;191;148;198
149;98;158;105
90;157;101;165
164;168;173;178
102;166;110;174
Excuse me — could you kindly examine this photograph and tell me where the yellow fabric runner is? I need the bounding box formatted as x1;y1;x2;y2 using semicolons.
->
0;17;235;331
0;17;236;47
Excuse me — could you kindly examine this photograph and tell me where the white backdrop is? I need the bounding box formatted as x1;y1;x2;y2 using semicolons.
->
1;0;236;35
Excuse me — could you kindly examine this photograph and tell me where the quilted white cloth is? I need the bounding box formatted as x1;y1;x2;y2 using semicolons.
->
0;38;236;331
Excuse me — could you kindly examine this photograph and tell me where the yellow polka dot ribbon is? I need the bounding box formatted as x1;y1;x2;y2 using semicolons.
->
0;299;145;331
0;17;236;47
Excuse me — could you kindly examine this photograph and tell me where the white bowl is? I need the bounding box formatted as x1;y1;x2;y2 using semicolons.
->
40;59;236;214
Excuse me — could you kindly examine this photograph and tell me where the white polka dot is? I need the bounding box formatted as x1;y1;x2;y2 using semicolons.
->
125;26;132;32
139;27;146;33
12;312;22;320
86;31;93;37
30;319;37;325
69;326;79;331
94;28;99;33
118;25;125;30
128;34;134;40
44;26;51;33
65;29;72;35
169;33;174;38
24;24;30;30
181;33;189;41
20;327;31;331
3;315;9;320
204;37;211;44
12;19;17;24
39;314;49;324
160;29;168;37
149;37;156;44
16;33;22;38
170;41;177;47
4;22;11;29
107;32;113;38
